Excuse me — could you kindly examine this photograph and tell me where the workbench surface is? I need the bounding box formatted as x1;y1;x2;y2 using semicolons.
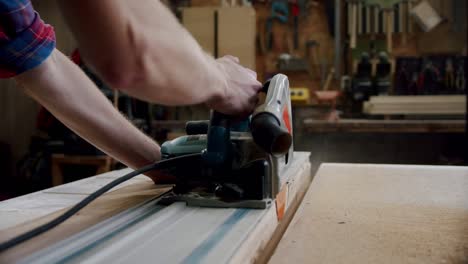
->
270;163;468;263
0;153;312;263
0;169;151;231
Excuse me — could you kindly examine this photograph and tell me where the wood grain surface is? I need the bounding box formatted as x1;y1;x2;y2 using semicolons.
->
270;163;468;264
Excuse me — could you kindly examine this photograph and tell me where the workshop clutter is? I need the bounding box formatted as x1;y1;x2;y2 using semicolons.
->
394;56;467;95
342;51;392;113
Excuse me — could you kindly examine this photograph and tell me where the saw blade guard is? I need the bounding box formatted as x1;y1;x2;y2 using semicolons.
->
251;74;294;157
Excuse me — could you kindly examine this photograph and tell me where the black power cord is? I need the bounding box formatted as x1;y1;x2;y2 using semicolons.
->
0;154;199;253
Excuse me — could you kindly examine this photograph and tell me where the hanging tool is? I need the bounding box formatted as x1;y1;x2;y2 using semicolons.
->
418;58;441;95
351;52;373;104
373;5;379;34
277;53;310;76
305;40;321;81
347;0;359;49
359;2;365;34
455;59;466;93
395;60;410;95
445;58;455;91
385;6;393;53
322;67;335;92
365;4;371;34
159;74;293;209
266;1;289;51
374;51;392;95
364;0;404;53
291;2;300;49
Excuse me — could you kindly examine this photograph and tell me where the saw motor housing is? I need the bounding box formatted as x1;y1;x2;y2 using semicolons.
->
159;74;293;209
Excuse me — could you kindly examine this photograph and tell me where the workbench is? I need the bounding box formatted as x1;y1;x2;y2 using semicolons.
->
2;157;468;263
271;163;468;263
0;152;312;263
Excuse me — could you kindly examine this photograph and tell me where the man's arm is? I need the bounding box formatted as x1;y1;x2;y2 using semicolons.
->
58;0;261;116
15;49;164;181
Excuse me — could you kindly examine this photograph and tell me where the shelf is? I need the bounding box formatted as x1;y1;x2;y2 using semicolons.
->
303;119;465;133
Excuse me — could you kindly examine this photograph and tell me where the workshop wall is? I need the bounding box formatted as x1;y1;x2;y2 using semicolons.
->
348;0;467;59
254;0;335;90
183;0;336;90
0;0;76;182
415;0;467;55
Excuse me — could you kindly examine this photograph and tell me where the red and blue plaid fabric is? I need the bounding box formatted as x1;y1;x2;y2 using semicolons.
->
0;0;55;78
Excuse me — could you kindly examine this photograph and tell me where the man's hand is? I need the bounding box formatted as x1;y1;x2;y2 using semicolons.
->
59;1;262;115
207;56;262;117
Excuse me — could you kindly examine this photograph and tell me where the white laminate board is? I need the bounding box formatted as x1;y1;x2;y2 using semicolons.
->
11;152;312;264
0;169;150;230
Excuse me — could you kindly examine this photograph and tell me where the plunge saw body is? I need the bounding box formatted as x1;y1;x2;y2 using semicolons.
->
158;74;294;209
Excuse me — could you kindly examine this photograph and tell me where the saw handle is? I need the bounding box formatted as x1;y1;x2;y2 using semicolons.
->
202;111;231;166
186;121;209;135
251;113;292;155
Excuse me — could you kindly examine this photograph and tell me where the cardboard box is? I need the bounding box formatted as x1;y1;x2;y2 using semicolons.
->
217;7;256;70
182;7;256;70
182;7;216;56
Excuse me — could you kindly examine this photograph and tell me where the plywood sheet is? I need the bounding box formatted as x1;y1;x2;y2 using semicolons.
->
270;163;468;263
182;7;216;56
217;7;256;70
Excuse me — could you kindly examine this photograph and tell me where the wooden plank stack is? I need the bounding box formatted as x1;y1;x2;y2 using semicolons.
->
363;95;466;115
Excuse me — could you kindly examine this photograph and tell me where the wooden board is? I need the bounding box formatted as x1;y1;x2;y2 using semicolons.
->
217;7;256;70
302;119;465;133
367;95;466;104
364;95;466;115
182;7;216;56
0;152;312;263
270;163;468;263
0;169;152;230
0;171;170;263
363;105;466;115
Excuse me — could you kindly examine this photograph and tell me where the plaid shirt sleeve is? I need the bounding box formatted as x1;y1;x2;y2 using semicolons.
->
0;0;56;78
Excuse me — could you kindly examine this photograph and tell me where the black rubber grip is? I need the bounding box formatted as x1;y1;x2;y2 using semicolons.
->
185;121;209;135
250;113;292;155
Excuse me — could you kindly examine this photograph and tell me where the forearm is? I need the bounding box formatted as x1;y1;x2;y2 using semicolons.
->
15;49;161;170
58;0;225;106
